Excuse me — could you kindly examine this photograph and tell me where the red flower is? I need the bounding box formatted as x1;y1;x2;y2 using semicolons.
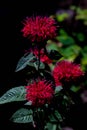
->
53;60;84;86
25;79;54;106
21;16;57;42
31;48;52;64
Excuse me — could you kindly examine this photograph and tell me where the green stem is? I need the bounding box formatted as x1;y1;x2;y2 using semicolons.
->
38;46;41;71
63;87;75;105
36;109;44;130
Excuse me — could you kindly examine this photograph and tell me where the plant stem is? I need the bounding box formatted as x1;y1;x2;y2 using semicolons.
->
38;46;40;71
63;87;75;105
36;109;44;130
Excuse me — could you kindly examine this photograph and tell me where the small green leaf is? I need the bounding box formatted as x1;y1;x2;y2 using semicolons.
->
0;86;26;104
55;86;63;95
24;101;32;105
46;41;59;52
56;13;69;22
48;110;63;124
81;53;87;71
48;114;57;123
15;53;35;72
45;122;57;130
70;85;81;92
55;86;63;92
54;110;63;122
59;29;68;36
26;58;45;70
33;60;45;70
77;33;85;42
10;108;33;123
46;41;63;60
49;50;63;60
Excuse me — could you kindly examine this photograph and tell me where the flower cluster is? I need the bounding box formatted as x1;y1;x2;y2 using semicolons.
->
25;80;54;106
31;48;52;64
21;16;57;42
53;60;84;86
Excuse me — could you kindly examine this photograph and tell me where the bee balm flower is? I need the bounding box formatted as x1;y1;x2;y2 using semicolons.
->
25;79;54;106
53;60;84;86
21;16;57;42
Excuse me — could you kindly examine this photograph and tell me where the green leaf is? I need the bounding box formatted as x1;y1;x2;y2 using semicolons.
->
49;50;63;60
0;86;26;104
48;114;57;123
24;101;32;105
10;108;33;123
60;45;81;61
59;29;68;36
26;58;45;70
45;122;57;130
46;41;63;60
33;60;45;70
46;41;59;52
70;85;81;92
57;35;75;45
76;33;85;42
48;110;63;124
81;54;87;71
55;86;63;95
54;110;63;122
56;29;75;46
56;13;69;22
15;53;35;72
76;8;87;21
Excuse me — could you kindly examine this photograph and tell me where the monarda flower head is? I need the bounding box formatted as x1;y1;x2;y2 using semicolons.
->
31;48;52;64
21;16;57;42
25;79;54;106
53;60;84;86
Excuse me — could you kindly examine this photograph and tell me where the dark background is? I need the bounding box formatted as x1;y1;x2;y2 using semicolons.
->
0;0;87;129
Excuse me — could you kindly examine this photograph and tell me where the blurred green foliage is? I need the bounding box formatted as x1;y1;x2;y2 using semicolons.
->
54;6;87;71
56;6;87;25
71;6;87;25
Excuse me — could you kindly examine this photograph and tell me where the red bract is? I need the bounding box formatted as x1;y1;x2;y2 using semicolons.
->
53;60;84;86
32;48;52;64
25;80;54;106
21;16;57;42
